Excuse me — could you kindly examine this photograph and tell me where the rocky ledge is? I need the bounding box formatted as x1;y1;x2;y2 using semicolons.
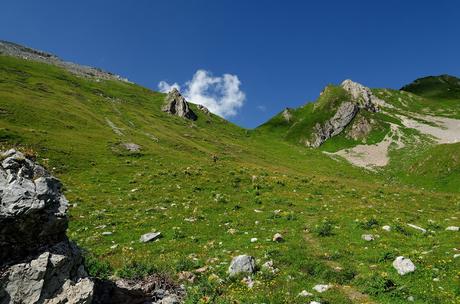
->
0;149;183;304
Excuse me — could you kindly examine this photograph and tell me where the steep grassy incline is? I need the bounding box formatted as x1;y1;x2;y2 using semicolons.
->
1;54;459;304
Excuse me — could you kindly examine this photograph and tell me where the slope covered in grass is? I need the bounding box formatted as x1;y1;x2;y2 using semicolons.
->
1;54;460;303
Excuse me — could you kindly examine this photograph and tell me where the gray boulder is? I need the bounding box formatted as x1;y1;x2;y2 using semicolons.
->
392;256;416;275
1;241;94;304
0;150;184;304
140;232;161;243
0;150;68;266
0;150;93;304
228;255;256;276
162;89;197;121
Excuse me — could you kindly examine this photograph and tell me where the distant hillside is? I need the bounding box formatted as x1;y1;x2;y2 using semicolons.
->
401;74;460;101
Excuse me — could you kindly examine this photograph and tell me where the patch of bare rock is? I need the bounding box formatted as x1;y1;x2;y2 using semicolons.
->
162;89;197;121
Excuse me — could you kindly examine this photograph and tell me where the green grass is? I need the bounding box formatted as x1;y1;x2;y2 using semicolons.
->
1;55;460;303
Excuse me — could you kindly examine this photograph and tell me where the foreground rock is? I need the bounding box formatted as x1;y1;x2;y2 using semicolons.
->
0;149;93;303
162;89;197;121
0;149;183;304
228;255;256;276
393;256;416;275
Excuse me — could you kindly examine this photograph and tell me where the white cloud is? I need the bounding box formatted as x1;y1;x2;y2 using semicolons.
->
158;70;246;118
158;81;181;93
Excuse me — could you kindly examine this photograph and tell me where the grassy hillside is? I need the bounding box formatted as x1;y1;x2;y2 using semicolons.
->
1;55;460;303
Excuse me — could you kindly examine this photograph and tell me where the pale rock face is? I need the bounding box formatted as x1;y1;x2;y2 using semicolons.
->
0;150;93;304
0;150;68;265
282;108;293;122
309;102;358;147
393;256;416;275
162;88;197;120
308;79;391;147
341;79;381;112
228;255;256;276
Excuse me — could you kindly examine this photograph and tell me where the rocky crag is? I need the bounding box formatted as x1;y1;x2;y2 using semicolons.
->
308;80;382;147
162;89;197;121
0;150;183;304
0;40;129;82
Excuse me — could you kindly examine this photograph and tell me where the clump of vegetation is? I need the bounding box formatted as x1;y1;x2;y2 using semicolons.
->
315;219;335;237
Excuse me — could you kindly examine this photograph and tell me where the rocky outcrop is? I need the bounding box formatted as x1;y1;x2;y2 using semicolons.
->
307;80;385;147
308;102;359;147
282;108;293;122
197;104;210;115
162;89;197;121
341;79;381;112
0;149;93;303
346;116;373;140
0;149;183;304
0;40;129;82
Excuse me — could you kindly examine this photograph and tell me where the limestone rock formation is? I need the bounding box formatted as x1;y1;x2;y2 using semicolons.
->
0;149;93;304
341;79;381;112
0;149;184;304
282;108;293;122
162;89;197;121
309;102;359;147
308;80;386;147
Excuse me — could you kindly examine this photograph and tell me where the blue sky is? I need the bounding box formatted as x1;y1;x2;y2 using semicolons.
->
1;1;459;128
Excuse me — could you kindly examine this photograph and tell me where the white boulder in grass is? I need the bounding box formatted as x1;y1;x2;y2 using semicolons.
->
298;290;313;297
362;234;374;241
445;226;459;231
382;225;391;231
393;256;416;275
139;232;161;243
228;255;256;276
312;284;330;293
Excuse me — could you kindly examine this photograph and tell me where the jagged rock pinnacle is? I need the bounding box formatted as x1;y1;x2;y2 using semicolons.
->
162;89;197;121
